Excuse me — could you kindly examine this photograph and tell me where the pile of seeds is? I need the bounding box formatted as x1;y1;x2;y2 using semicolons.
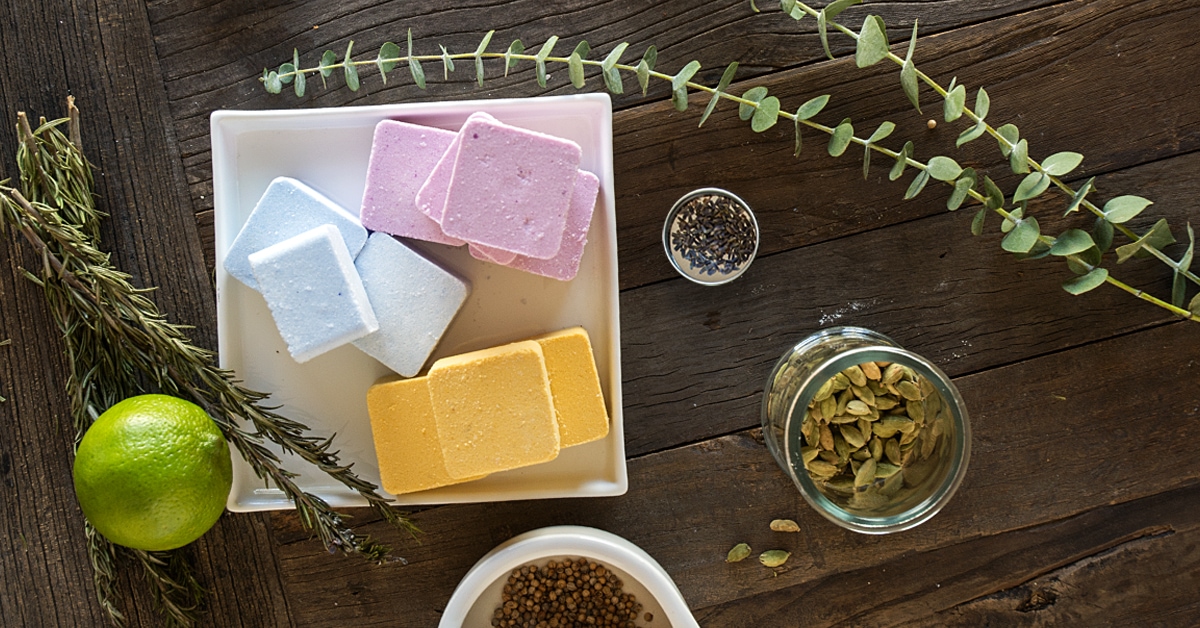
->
491;557;649;627
669;193;756;276
800;360;951;511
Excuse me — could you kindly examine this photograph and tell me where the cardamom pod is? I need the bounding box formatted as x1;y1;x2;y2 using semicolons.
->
726;543;752;563
769;519;801;533
759;550;791;568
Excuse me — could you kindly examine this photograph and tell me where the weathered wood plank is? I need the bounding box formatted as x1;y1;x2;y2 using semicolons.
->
0;1;291;626
696;483;1200;626
142;0;1062;265
619;149;1196;457
267;320;1200;625
611;0;1200;289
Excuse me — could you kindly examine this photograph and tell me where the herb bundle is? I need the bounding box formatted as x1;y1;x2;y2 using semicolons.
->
0;99;413;627
261;0;1199;323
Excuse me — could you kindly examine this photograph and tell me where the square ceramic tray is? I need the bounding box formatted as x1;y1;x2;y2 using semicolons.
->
211;94;624;511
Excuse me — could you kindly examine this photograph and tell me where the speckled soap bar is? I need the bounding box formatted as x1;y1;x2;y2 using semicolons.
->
502;170;600;281
359;120;464;246
366;376;486;495
415;112;496;224
437;116;581;259
352;232;470;377
224;176;366;290
428;341;560;479
249;224;378;363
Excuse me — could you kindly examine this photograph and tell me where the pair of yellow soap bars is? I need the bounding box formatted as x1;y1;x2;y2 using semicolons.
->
367;326;610;495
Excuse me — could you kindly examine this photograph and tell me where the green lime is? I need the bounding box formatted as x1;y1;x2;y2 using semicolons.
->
73;394;233;551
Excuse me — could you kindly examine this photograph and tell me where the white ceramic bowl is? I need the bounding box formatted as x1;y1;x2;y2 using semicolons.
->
440;526;699;628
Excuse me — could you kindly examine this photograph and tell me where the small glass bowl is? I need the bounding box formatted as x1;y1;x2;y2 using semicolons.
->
662;188;759;286
761;327;971;534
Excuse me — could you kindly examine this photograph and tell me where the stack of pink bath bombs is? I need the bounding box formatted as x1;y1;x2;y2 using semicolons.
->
359;112;601;281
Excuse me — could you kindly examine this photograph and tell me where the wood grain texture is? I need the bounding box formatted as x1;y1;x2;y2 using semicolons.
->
265;320;1200;626
0;0;290;626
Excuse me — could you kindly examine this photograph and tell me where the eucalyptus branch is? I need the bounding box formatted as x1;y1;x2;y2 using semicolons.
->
1;105;415;625
782;0;1199;312
259;18;1199;322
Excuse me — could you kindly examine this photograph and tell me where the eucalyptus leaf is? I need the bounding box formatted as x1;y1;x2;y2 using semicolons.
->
1115;218;1175;263
278;63;295;84
739;86;769;121
825;0;864;20
1001;206;1024;234
1013;172;1050;203
797;94;829;120
380;40;401;74
1064;177;1095;216
294;63;306;96
1066;245;1103;274
568;52;585;88
1014;240;1052;261
264;70;282;94
863;145;872;179
535;36;557;87
1009;139;1030;174
1042;151;1084;177
752;96;781;132
971;207;987;236
1001;216;1040;253
700;62;738;128
904;170;930;200
405;34;425;88
320;50;337;79
818;10;832;60
889;153;905;181
956;120;987;147
1190;292;1200;316
1103;195;1153;224
440;45;456;80
856;15;889;67
572;40;590;59
1049;229;1095;256
829;119;854;157
1173;225;1195;307
943;84;966;122
868;121;895;144
504;39;525;76
601;43;628;94
996;123;1019;157
974;87;990;120
343;41;360;92
641;45;657;72
948;169;975;211
983;176;1005;210
782;0;805;19
474;31;495;86
636;60;650;95
1063;268;1109;295
672;60;701;111
1093;215;1114;253
901;21;920;112
926;156;963;182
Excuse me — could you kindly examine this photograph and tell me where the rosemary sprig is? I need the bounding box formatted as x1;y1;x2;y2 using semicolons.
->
0;101;414;626
261;3;1199;322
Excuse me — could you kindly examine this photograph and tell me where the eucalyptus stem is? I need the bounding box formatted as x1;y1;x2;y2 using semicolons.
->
791;0;1200;290
259;9;1199;321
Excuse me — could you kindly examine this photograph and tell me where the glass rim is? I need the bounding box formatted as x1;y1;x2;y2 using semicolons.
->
781;344;972;534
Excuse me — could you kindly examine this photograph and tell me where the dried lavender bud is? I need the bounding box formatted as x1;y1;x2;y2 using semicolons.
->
670;193;756;276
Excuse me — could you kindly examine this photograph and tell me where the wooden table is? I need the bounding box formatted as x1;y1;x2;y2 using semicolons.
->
2;0;1198;625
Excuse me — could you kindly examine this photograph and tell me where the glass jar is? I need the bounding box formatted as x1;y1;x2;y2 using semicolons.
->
761;327;970;534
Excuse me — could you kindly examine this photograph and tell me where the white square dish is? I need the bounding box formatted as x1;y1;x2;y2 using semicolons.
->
211;94;624;511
